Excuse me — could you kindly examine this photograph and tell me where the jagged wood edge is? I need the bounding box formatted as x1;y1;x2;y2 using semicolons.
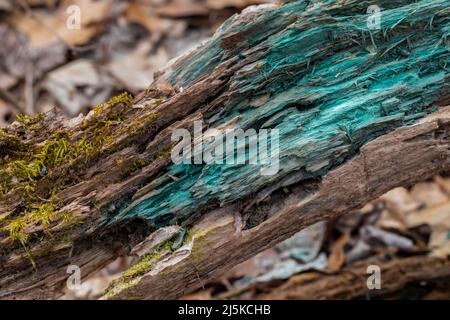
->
1;1;449;299
104;106;450;299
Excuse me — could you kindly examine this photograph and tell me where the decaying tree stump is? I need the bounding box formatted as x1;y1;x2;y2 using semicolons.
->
0;0;449;299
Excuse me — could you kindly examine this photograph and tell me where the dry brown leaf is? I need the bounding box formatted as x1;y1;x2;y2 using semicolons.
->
0;21;67;79
155;0;209;17
0;72;17;90
107;42;169;92
427;228;450;259
25;0;58;7
407;202;450;258
9;0;112;47
43;59;113;115
62;0;113;26
380;187;422;214
377;209;408;230
125;2;174;34
206;0;271;10
434;176;450;196
9;12;100;47
327;232;350;272
410;182;449;208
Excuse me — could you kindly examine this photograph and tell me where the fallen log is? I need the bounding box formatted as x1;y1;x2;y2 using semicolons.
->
0;0;449;299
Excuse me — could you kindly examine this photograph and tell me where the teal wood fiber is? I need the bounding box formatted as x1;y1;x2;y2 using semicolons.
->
111;0;450;228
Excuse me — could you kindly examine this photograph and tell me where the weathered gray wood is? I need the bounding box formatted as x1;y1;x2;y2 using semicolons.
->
104;107;450;299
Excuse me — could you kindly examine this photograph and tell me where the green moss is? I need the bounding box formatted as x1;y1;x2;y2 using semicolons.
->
121;251;160;279
123;245;168;278
92;92;134;117
105;251;160;299
160;240;174;252
104;237;178;298
37;132;72;166
0;91;162;252
15;113;44;126
115;157;125;165
133;159;149;169
0;93;162;249
106;92;134;106
155;147;173;160
1;132;75;190
154;97;164;106
105;228;200;297
183;229;194;244
143;87;164;98
9;160;41;182
192;228;209;242
9;217;29;244
0;129;27;160
1;131;86;198
30;203;58;229
83;92;135;143
131;112;160;134
0;131;84;245
0;92;139;249
5;198;75;246
116;158;151;179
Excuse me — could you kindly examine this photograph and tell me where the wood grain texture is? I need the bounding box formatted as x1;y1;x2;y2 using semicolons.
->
104;107;450;299
0;0;449;299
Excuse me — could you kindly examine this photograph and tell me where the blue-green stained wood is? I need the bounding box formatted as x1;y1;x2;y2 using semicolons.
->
110;0;450;228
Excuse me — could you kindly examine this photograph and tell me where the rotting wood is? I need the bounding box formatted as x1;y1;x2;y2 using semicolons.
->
104;108;450;299
0;0;449;299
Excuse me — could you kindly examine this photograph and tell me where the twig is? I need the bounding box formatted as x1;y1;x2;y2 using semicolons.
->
24;61;35;114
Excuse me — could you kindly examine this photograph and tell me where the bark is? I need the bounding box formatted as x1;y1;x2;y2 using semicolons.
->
0;0;449;299
104;108;450;299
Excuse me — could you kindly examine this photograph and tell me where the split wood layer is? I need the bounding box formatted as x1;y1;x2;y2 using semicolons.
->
0;0;449;299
